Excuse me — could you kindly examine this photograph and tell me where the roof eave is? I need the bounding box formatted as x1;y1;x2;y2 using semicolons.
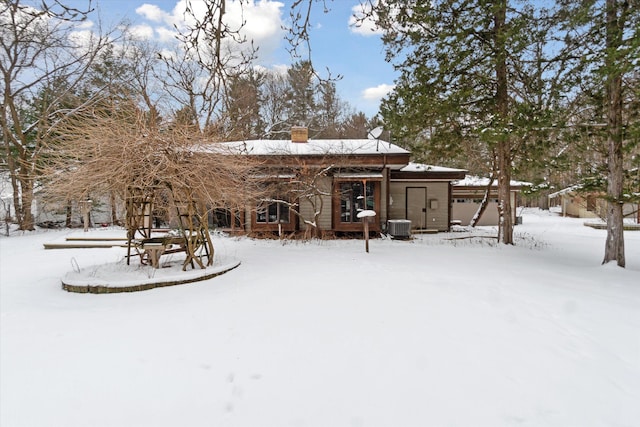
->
390;170;468;180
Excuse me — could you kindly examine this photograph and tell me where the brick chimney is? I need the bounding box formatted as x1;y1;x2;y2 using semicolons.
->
291;126;308;143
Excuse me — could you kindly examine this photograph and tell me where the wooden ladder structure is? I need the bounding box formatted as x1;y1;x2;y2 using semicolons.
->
125;186;155;265
172;189;214;271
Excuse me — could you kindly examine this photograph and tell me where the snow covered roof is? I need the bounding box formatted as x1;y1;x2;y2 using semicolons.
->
204;138;411;156
400;162;467;173
334;172;384;179
455;175;532;187
548;185;582;198
391;162;467;180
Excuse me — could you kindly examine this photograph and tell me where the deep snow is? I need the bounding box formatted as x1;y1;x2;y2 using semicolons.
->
1;208;639;427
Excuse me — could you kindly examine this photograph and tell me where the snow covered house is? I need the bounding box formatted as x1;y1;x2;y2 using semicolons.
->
549;185;639;221
207;128;467;235
1;172;113;227
548;185;603;219
451;176;530;226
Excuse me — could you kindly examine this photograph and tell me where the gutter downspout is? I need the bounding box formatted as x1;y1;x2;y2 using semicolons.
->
384;154;389;231
448;182;452;231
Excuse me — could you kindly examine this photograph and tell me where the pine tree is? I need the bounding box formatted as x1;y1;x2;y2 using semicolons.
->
286;60;317;130
556;0;640;267
373;0;558;244
222;70;266;140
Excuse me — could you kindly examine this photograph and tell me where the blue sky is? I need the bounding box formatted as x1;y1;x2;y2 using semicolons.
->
78;0;397;117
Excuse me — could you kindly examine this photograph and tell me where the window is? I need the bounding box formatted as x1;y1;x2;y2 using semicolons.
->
339;181;375;223
257;199;290;224
455;198;497;204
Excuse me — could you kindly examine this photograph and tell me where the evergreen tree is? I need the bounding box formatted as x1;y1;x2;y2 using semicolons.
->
556;0;640;267
315;80;344;139
373;0;560;244
221;69;266;140
286;60;317;131
340;112;370;139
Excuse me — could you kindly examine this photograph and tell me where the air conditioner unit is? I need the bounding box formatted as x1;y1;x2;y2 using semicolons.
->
387;219;411;239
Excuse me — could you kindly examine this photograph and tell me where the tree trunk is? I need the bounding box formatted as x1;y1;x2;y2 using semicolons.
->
11;176;21;228
66;201;72;228
19;176;35;231
497;141;513;244
3;136;23;229
470;173;496;228
494;0;513;244
602;0;625;267
110;191;118;225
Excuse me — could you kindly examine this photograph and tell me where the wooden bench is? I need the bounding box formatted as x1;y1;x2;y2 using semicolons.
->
141;242;168;268
136;236;188;268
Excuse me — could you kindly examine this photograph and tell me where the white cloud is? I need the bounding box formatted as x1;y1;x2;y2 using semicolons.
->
77;20;94;30
1;5;49;41
135;4;171;23
271;63;290;76
362;84;395;101
68;29;95;50
225;0;285;57
349;2;383;37
129;24;154;40
155;26;177;43
158;48;177;61
136;1;285;62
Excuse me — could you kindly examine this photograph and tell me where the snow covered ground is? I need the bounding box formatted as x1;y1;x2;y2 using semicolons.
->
1;208;639;427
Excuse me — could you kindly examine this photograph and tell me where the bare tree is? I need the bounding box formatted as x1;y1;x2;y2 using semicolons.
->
261;70;291;139
41;100;261;266
159;0;258;132
43;101;257;210
264;163;333;240
0;0;112;230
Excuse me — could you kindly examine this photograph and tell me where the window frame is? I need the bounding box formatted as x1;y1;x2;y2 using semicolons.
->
256;198;291;224
252;195;296;233
332;178;381;232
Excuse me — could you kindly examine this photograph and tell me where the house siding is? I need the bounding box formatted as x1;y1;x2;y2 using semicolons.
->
452;201;500;226
388;181;450;231
564;195;601;218
298;176;333;231
425;182;449;231
452;188;519;226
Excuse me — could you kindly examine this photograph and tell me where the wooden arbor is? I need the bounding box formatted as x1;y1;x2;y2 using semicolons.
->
171;187;214;270
125;185;214;270
39;105;259;270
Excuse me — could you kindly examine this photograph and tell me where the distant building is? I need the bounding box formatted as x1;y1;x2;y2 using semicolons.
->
549;186;638;221
451;176;530;226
